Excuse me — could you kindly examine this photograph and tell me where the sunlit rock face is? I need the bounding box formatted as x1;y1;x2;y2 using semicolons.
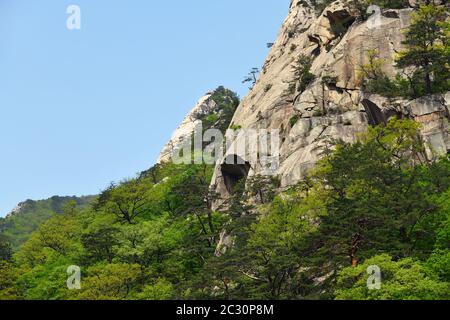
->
208;0;449;207
157;87;239;164
157;93;215;164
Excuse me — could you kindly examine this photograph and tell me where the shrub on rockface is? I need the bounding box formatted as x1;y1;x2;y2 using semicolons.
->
361;4;450;98
291;55;316;94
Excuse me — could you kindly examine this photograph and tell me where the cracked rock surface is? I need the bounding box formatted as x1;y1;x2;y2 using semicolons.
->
209;1;449;207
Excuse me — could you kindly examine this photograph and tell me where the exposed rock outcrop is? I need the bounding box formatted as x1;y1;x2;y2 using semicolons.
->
209;0;450;207
157;87;239;163
362;93;450;156
157;93;215;164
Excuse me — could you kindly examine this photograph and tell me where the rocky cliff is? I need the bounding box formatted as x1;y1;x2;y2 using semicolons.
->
157;87;240;164
210;0;450;205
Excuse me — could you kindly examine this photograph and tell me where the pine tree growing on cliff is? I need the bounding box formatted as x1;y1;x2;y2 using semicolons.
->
292;54;316;94
242;68;260;89
396;4;449;95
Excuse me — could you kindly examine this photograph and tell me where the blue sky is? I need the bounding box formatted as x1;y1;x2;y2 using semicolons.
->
0;0;289;217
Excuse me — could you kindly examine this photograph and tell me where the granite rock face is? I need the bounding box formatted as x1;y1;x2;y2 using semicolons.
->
209;1;450;207
362;93;450;157
157;93;216;164
157;87;239;164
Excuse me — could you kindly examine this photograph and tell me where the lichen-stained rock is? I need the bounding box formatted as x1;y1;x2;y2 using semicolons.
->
405;96;450;156
208;0;449;209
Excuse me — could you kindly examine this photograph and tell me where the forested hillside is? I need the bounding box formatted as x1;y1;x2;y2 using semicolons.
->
0;196;94;251
0;118;449;300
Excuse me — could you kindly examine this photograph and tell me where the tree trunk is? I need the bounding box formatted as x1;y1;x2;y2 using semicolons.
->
425;72;432;95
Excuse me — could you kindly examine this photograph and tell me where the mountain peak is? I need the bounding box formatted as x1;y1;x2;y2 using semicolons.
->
157;86;239;163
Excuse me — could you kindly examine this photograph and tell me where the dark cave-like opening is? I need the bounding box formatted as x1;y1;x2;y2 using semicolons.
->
221;155;251;195
362;99;386;126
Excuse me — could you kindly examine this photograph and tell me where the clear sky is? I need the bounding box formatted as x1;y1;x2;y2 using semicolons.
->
0;0;289;217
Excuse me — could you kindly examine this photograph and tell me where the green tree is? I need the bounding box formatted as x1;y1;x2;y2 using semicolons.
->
14;255;74;300
307;119;429;266
99;178;153;224
81;224;120;264
396;4;449;95
359;49;407;97
242;68;260;89
288;119;450;298
115;218;181;271
292;55;316;94
74;263;142;300
0;235;12;261
246;175;280;205
34;214;79;256
0;261;17;300
239;196;313;299
335;254;449;300
0;196;93;251
426;249;450;283
3;123;450;301
133;278;175;300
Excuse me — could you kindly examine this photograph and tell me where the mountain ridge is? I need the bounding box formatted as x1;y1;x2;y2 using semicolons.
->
0;195;95;250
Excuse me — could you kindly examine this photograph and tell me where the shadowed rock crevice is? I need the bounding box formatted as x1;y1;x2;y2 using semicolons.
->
221;155;251;195
362;99;405;126
325;7;355;37
362;99;386;125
